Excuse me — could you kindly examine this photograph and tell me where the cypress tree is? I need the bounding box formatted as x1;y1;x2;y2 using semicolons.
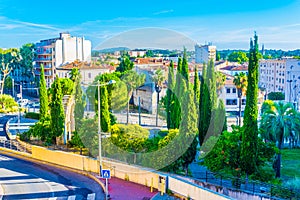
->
198;63;211;145
181;48;189;86
241;33;259;175
193;66;200;107
50;76;65;144
178;89;198;175
173;58;183;129
166;60;175;129
39;64;48;120
99;86;111;132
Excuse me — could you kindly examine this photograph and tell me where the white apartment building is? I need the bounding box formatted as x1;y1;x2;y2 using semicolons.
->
35;32;92;87
195;44;216;64
258;58;300;109
259;59;286;94
285;59;300;108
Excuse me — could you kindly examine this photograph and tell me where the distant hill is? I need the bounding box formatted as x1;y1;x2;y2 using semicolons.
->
95;47;130;53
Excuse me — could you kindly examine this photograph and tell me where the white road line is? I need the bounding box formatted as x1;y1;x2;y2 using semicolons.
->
67;195;76;200
87;193;96;200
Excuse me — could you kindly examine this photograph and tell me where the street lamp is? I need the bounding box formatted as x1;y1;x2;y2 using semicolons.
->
94;79;116;176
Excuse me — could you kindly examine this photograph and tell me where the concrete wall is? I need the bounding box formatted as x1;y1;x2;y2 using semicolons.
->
29;146;231;199
168;176;230;200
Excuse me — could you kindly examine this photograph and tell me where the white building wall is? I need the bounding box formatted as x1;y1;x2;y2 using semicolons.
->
285;59;300;109
83;40;92;62
195;44;216;64
55;41;63;68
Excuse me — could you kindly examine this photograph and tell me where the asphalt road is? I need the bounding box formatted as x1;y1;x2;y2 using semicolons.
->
0;115;16;140
0;153;104;200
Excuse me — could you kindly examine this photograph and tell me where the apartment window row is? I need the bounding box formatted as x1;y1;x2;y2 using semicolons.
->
226;99;246;106
226;88;237;94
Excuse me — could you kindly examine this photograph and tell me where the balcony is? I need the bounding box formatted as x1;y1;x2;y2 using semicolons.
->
36;49;52;55
35;64;52;69
35;57;52;62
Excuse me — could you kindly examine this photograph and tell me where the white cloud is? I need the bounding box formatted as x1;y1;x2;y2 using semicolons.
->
153;10;174;15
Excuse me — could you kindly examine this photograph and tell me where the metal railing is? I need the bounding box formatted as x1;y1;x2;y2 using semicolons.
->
0;139;32;154
190;171;300;199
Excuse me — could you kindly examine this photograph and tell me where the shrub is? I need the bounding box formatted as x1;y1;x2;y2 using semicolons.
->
24;112;40;120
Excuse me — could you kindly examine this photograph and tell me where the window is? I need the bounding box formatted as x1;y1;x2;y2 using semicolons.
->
232;88;236;93
88;73;92;79
226;88;231;93
226;99;237;105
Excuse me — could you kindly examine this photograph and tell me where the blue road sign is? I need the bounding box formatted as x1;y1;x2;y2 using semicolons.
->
102;169;111;179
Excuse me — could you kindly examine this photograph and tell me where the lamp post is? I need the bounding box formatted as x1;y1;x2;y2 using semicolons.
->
94;79;116;177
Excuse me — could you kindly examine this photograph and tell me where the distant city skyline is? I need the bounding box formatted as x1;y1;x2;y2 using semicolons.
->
1;0;300;50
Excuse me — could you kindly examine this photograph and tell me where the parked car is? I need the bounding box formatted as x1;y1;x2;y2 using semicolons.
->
17;99;29;107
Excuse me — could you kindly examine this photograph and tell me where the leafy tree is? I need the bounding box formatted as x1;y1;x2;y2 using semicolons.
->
0;94;18;113
70;68;80;82
4;76;12;91
77;118;98;157
146;50;154;57
122;71;146;124
166;60;175;129
0;48;20;94
260;102;300;178
241;33;259;175
268;92;285;101
94;72;121;110
39;64;49;120
227;51;249;64
50;76;65;144
233;72;248;126
203;126;276;181
19;43;35;82
59;78;74;95
116;56;134;73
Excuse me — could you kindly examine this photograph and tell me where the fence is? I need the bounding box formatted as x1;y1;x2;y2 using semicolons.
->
0;139;32;154
190;171;300;199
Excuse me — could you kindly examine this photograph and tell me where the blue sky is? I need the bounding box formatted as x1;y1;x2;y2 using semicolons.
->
1;0;300;50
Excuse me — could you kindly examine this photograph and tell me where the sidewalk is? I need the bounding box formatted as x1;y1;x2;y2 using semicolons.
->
99;177;157;200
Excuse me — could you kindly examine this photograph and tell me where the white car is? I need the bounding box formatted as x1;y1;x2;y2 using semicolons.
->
17;99;29;107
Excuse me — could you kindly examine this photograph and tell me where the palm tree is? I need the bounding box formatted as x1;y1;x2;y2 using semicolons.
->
233;72;248;126
216;71;226;95
123;71;146;124
152;69;165;127
260;102;299;178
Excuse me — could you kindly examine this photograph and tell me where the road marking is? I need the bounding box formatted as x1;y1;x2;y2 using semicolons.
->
48;198;57;200
87;193;96;200
67;195;76;200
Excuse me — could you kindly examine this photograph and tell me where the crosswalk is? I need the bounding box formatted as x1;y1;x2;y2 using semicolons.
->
46;193;95;200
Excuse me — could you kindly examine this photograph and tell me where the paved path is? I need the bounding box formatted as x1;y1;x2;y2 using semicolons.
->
99;177;157;200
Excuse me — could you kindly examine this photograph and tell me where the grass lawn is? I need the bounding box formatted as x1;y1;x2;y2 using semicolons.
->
281;148;300;178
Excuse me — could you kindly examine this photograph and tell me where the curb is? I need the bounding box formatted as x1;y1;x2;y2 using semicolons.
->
0;147;106;194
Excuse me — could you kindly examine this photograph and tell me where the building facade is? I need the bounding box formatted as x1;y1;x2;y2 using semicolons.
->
35;32;91;87
195;44;216;64
259;59;286;94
